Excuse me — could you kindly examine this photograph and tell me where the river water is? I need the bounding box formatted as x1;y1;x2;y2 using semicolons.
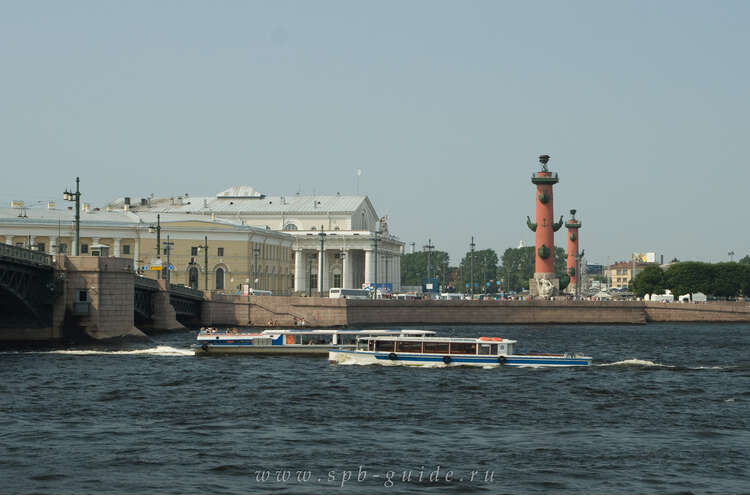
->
1;323;748;494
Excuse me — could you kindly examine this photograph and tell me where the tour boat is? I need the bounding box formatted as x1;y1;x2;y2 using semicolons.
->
328;335;591;367
193;328;435;355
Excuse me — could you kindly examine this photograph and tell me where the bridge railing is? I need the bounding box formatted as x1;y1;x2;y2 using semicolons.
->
0;243;54;267
169;283;204;301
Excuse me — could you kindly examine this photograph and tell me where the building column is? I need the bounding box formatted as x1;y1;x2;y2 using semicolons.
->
364;249;374;286
294;250;305;293
5;236;11;245
396;256;402;292
342;250;352;289
114;238;121;257
28;235;35;249
49;236;57;255
134;239;140;270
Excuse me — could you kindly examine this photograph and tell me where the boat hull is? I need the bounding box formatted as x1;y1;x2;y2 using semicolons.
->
328;350;591;367
194;344;349;355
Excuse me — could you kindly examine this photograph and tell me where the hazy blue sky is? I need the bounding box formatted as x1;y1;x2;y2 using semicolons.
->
2;0;749;265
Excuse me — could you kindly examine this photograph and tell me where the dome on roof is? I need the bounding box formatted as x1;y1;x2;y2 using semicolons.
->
216;186;265;199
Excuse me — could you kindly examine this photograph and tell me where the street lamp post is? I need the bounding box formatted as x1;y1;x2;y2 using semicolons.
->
163;235;174;284
318;225;327;298
148;214;162;279
470;236;476;298
423;238;434;281
63;177;81;256
308;254;315;297
729;250;735;262
192;237;209;290
372;230;380;298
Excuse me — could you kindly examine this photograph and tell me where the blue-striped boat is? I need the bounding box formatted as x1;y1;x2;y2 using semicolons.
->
193;329;435;355
328;335;591;367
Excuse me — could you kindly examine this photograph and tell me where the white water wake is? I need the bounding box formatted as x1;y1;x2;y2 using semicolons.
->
598;358;674;368
3;346;193;356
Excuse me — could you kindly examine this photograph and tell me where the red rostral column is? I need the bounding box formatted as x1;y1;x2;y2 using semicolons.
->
526;155;563;283
566;209;582;291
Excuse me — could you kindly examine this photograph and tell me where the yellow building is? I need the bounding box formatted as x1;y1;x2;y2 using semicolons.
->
0;205;295;294
606;261;653;290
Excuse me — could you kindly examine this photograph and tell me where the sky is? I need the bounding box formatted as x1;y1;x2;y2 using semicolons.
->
2;0;749;266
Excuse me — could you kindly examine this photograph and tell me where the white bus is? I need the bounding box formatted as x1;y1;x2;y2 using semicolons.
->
329;288;371;299
248;288;272;296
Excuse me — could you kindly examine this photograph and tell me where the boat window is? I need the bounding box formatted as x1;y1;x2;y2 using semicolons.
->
357;340;368;351
478;344;491;355
375;340;395;352
450;343;477;355
396;340;422;353
253;338;272;346
423;341;449;354
339;334;358;345
490;344;498;355
368;340;375;351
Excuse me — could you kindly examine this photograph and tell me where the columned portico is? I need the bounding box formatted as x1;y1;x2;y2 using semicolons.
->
342;249;352;289
294;250;305;292
364;249;374;286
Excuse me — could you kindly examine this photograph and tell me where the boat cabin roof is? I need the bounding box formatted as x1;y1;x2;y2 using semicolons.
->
259;329;436;336
363;335;516;344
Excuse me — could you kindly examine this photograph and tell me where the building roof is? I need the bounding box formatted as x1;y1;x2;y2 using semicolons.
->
105;187;371;216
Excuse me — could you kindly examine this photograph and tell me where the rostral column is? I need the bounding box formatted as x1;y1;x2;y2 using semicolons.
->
526;155;563;296
565;209;583;294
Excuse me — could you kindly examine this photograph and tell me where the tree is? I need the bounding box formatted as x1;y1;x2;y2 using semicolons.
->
664;262;714;296
457;248;499;293
739;255;750;265
498;246;569;292
400;250;450;287
630;265;666;297
711;263;742;297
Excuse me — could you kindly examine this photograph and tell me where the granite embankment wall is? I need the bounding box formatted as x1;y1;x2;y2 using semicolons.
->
644;301;750;322
201;296;650;326
201;295;750;327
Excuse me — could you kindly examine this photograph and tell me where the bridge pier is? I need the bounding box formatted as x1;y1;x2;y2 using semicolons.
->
58;255;147;341
148;280;186;332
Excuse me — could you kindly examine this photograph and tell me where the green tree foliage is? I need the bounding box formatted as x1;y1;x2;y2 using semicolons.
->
456;248;499;293
632;261;750;298
739;255;750;265
498;246;569;292
664;262;714;296
630;265;666;297
400;251;450;287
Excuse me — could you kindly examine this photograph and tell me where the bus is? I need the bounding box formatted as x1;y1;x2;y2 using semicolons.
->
248;288;272;296
329;288;371;299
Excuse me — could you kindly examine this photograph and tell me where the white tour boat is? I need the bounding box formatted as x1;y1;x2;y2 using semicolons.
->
328;335;592;367
193;329;435;355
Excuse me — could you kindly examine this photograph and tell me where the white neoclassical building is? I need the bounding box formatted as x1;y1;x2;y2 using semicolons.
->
105;186;404;294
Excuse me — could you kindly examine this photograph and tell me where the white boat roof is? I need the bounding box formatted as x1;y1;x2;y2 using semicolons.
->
365;335;516;344
260;329;435;336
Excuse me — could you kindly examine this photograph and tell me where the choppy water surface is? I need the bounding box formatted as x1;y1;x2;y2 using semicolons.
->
1;324;749;494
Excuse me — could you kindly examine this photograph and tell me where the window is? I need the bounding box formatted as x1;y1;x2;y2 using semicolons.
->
191;247;198;256
218;247;224;257
58;243;67;254
375;340;395;352
15;242;23;248
215;268;224;290
423;341;450;354
309;274;317;289
37;242;45;252
122;244;130;255
450;342;476;355
478;344;492;355
333;274;342;288
284;223;298;230
163;248;168;255
396;340;422;353
77;290;88;302
81;243;88;254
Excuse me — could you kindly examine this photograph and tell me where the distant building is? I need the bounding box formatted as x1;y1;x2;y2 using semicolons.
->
606;261;653;289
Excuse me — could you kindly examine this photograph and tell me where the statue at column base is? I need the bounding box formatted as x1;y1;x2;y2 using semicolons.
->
529;275;560;298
